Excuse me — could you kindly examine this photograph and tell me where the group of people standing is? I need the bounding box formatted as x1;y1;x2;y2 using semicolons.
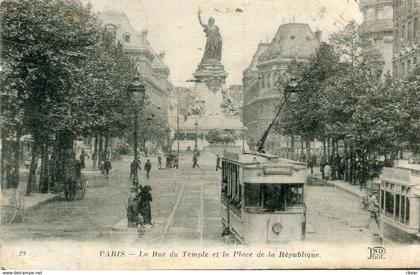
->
126;182;153;227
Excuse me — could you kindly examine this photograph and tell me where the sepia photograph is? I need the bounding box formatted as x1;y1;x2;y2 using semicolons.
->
0;0;419;271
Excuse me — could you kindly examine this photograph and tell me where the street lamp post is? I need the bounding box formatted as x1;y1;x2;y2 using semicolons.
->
166;128;171;153
255;78;302;153
128;73;146;184
194;120;199;153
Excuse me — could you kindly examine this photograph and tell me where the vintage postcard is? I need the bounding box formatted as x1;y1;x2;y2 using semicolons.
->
0;0;420;271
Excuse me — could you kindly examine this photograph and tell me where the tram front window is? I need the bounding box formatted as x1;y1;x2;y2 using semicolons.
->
245;183;303;212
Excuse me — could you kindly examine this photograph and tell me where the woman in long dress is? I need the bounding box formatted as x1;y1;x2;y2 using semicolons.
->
138;185;153;225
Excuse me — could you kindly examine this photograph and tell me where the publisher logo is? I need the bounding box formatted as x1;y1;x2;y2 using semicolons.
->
367;247;386;260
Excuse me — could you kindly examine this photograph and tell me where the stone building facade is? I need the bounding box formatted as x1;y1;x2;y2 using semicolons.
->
99;11;171;145
392;0;420;78
359;0;394;74
242;23;320;152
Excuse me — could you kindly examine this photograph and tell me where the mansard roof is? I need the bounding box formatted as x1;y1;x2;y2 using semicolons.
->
99;11;169;72
260;23;319;62
244;43;270;74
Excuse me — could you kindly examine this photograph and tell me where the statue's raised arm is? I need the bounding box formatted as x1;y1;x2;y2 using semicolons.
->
198;8;206;28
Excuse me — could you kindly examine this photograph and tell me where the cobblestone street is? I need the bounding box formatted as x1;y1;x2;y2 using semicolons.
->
1;152;376;245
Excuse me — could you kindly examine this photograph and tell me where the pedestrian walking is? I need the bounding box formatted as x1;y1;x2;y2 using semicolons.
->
79;150;86;169
365;193;379;229
324;163;331;181
174;155;179;169
104;159;112;178
144;159;152;179
320;156;326;180
138;185;153;225
216;154;221;171
193;154;200;168
130;158;141;179
127;186;139;227
308;156;315;174
158;156;162;169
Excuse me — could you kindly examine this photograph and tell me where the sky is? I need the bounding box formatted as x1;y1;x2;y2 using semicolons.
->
87;0;363;87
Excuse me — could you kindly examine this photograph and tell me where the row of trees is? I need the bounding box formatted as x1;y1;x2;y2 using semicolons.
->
0;0;144;194
274;21;420;185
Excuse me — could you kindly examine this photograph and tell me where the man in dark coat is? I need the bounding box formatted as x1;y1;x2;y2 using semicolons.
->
79;150;86;169
138;185;153;225
158;156;162;169
104;159;112;178
193;154;200;168
130;158;141;179
144;159;152;179
216;154;221;171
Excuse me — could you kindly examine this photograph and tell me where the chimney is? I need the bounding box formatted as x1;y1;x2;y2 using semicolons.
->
158;51;165;62
141;29;148;44
315;30;322;42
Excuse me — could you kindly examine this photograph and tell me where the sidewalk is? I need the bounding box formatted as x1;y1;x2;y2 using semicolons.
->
308;169;365;199
0;182;61;224
0;160;104;224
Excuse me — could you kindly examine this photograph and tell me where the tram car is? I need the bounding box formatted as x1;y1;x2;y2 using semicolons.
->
221;151;307;244
379;166;420;244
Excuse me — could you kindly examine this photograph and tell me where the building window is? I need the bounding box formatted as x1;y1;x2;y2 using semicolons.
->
405;197;410;225
385;191;394;218
400;195;406;223
124;33;131;42
375;8;383;19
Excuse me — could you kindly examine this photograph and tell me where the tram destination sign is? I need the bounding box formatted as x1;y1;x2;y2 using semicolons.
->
263;167;293;176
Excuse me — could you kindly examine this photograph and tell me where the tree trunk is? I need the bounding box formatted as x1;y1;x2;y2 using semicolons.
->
1;136;5;190
326;138;331;163
344;142;349;182
98;136;103;162
26;138;39;195
290;135;295;152
12;128;22;188
322;138;326;159
305;137;311;160
300;136;304;152
331;138;336;180
55;131;74;188
39;141;49;193
92;135;98;171
104;135;109;160
350;146;354;184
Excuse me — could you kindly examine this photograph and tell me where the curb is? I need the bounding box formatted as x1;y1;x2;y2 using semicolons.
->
313;176;363;199
25;193;62;212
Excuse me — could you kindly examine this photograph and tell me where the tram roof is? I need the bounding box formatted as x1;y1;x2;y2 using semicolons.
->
222;151;305;167
382;167;420;187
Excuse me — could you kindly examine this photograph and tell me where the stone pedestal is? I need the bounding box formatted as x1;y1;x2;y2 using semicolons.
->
193;59;227;93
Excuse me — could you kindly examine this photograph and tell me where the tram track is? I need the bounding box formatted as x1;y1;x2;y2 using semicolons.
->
161;181;186;241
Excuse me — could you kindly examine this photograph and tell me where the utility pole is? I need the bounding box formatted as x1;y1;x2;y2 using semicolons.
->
177;88;180;168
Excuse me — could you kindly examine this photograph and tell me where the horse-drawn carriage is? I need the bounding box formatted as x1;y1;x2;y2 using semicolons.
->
62;159;86;201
